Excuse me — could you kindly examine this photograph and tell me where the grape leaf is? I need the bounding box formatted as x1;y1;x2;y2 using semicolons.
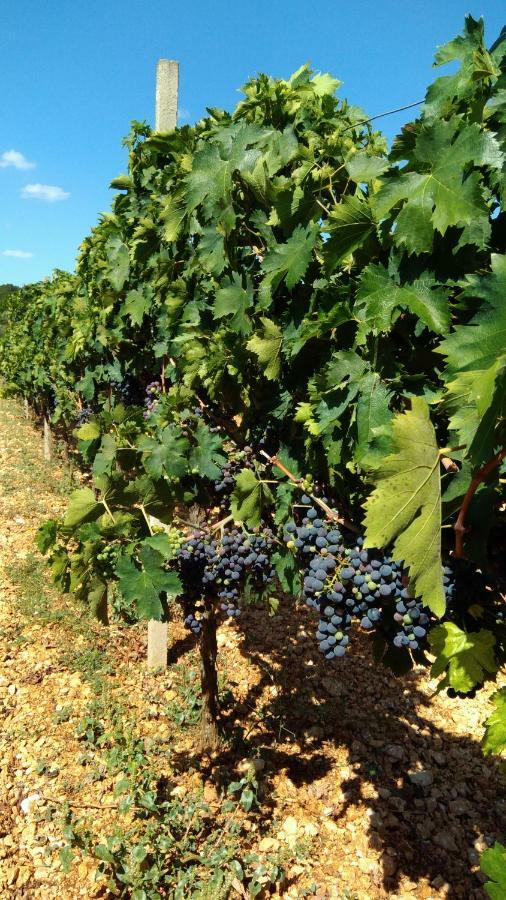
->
74;421;100;441
64;488;104;528
324;195;375;272
428;622;497;692
354;372;393;469
482;687;506;756
36;519;58;554
214;276;253;335
247;317;283;380
122;289;152;326
438;254;506;461
272;549;301;594
262;224;318;290
106;237;130;292
364;398;445;616
310;72;341;96
345;152;389;182
138;427;189;480
355;264;450;343
189;422;226;480
115;546;181;620
231;468;274;527
481;843;506;900
185;144;231;216
142;533;180;561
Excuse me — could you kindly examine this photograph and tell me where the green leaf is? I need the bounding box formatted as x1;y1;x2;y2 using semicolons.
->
345;152;389;182
110;174;133;191
428;623;497;692
214;276;253;335
189;422;226;480
482;687;506;756
115;547;181;620
364;398;445;616
324;195;375;272
64;488;104;528
354;372;393;469
438;254;506;462
92;434;117;477
74;421;100;441
88;578;108;624
138;426;189;480
106;237;130;292
355;264;450;343
198;227;227;276
142;533;179;561
246;317;283;380
36;519;58;554
122;289;152;326
310;72;342;96
185;144;231;217
231;468;274;527
262;224;317;290
481;842;506;900
272;549;301;594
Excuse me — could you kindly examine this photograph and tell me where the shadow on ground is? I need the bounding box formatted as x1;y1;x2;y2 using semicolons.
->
169;599;505;898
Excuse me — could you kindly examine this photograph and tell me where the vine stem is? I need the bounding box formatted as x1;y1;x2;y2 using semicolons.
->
259;450;360;534
454;447;506;558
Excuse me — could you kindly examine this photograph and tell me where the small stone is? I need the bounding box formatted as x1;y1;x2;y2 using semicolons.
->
282;816;298;835
431;874;448;890
408;770;433;788
385;744;405;760
321;677;342;697
258;837;280;852
432;751;446;766
467;847;480;866
20;794;40;815
433;830;458;853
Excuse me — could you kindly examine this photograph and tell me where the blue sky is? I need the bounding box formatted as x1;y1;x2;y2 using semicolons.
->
1;0;504;285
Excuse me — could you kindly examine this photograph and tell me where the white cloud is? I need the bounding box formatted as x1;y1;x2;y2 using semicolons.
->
21;183;70;202
177;108;190;122
0;150;35;170
1;249;33;258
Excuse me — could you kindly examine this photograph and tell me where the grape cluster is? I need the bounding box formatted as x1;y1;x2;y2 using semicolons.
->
75;407;92;426
95;543;117;578
392;596;429;649
144;381;161;419
214;447;254;498
176;526;275;632
284;499;429;659
110;374;143;406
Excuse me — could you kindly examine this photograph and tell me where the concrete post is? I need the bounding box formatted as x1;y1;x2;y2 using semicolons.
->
155;60;179;131
43;416;52;461
147;58;179;671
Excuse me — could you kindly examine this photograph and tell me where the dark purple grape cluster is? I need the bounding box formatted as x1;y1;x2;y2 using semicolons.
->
284;499;430;660
184;612;202;635
110;374;143;406
75;407;92;426
214;447;254;499
176;526;275;632
144;381;161;419
392;595;429;649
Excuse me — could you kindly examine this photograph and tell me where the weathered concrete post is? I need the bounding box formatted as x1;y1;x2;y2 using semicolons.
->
156;60;179;131
43;416;52;461
147;59;179;672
